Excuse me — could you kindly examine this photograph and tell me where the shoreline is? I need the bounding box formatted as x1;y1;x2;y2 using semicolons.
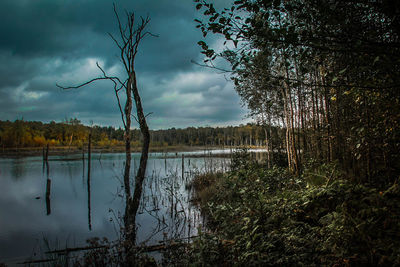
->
0;145;266;158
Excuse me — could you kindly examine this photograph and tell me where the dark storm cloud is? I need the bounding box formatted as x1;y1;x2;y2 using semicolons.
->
0;0;248;129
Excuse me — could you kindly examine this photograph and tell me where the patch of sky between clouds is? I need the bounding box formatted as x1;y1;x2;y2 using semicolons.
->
11;82;49;103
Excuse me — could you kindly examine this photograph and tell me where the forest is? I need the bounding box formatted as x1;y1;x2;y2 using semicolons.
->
0;119;284;149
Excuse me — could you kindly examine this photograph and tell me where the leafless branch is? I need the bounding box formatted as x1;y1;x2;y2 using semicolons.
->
113;3;127;44
96;62;107;77
97;63;128;128
108;32;123;50
131;113;139;124
114;86;127;128
142;31;159;38
190;59;233;74
57;77;113;90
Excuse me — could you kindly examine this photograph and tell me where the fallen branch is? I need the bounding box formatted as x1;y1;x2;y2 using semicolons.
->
45;236;198;255
46;245;108;255
18;258;56;264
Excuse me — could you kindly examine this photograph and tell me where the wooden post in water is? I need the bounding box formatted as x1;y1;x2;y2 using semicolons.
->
45;161;51;215
46;178;51;215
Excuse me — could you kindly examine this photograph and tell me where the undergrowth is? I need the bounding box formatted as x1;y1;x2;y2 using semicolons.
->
185;151;400;266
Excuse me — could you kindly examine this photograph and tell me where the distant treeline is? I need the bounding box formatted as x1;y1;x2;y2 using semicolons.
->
0;118;284;149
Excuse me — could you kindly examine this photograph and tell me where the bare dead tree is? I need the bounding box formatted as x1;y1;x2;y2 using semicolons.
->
57;4;155;243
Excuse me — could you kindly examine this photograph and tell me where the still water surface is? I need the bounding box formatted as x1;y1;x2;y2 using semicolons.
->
0;150;234;264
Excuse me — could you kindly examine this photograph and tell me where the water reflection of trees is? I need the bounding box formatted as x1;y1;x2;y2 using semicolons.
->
123;155;230;246
31;152;269;264
11;158;27;180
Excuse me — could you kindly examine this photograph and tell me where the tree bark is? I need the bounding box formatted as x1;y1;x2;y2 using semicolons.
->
125;71;150;243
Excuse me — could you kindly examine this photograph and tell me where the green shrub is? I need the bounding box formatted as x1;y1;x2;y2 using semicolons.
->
187;152;400;266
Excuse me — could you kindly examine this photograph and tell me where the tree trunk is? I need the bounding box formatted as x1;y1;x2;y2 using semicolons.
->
125;71;150;244
264;127;271;168
282;71;299;175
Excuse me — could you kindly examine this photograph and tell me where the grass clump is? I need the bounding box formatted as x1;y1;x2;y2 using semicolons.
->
190;172;224;208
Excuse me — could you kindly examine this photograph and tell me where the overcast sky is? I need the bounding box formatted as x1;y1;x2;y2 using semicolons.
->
0;0;250;129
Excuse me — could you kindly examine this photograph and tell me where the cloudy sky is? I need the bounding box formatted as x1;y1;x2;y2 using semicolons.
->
0;0;250;129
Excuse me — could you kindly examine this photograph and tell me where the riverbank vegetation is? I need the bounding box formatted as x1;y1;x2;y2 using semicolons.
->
186;151;400;266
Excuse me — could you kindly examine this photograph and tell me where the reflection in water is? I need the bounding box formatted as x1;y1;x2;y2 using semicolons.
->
88;156;92;231
88;134;92;231
133;155;221;244
11;158;27;180
0;150;266;264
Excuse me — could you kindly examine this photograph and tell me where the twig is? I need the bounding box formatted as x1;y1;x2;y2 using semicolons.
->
190;59;232;73
45;245;109;255
19;258;56;264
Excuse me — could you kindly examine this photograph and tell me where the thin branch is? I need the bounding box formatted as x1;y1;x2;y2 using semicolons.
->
57;64;125;91
142;31;159;39
108;32;123;50
57;77;113;90
131;113;139;124
96;62;126;87
113;3;127;43
190;59;233;73
114;85;127;128
96;62;107;77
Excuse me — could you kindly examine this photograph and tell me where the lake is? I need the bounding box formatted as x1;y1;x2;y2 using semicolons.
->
0;149;247;264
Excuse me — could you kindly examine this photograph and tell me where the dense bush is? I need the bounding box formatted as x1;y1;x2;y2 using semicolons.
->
187;153;400;266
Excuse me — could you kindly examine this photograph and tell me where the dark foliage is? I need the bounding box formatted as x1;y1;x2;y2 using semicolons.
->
188;153;400;266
